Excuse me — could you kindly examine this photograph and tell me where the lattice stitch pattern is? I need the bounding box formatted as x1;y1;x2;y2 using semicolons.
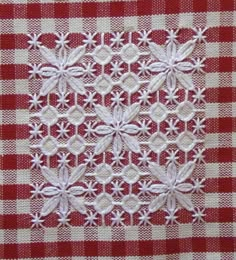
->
29;29;206;227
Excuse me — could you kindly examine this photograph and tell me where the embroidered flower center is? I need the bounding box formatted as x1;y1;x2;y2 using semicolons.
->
168;183;177;193
59;185;69;195
167;58;177;72
58;64;68;77
112;122;123;134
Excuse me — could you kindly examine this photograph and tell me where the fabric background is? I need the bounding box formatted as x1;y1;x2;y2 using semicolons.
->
0;0;236;259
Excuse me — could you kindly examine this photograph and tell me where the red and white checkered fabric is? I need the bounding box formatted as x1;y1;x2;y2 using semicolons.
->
0;0;236;259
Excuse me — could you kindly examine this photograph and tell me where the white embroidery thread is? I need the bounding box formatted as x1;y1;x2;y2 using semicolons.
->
29;29;206;227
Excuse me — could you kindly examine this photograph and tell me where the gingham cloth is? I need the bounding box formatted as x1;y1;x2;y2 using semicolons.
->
0;0;236;259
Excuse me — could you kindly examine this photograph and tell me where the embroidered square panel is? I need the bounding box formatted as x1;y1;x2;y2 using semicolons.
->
1;0;235;259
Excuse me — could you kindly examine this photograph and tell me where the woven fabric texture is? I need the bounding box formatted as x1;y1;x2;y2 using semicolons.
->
0;0;236;259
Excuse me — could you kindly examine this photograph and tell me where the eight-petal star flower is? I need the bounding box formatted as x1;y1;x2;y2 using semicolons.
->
39;45;86;95
148;39;196;92
94;103;141;155
149;161;195;212
40;165;87;217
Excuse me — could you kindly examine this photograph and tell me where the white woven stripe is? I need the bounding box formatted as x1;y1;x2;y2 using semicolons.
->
1;139;29;154
206;103;236;118
1;43;235;65
0;170;31;184
2;192;234;216
1;222;235;244
0;110;29;124
1;11;235;34
1;162;232;186
1;73;234;96
206;133;236;149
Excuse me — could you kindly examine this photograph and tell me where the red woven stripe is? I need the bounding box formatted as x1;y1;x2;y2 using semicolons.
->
1;27;235;50
1;148;234;172
1;1;235;20
1;65;28;80
1;178;234;201
1;57;235;81
2;184;30;200
1;237;234;258
206;57;235;73
206;148;235;163
207;118;236;133
2;154;30;170
207;88;236;103
0;124;29;140
0;95;28;110
206;178;236;193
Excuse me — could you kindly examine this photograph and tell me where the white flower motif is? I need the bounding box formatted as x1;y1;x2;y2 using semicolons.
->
138;150;151;166
56;122;70;139
192;148;205;163
138;30;152;46
29;93;43;110
193;27;207;43
84;181;97;197
166;149;179;164
193;118;205;134
82;32;97;48
192;57;205;73
111;91;125;107
94;103;141;155
164;88;179;105
38;45;86;95
137;60;151;76
191;178;205;193
138;120;152;136
165;118;179;135
29;123;43;139
57;211;71;227
83;92;97;108
192;87;205;104
28;64;41;79
164;208;179;224
83;62;96;78
138;210;152;225
138;90;151;105
57;152;70;168
31;153;43;169
111;210;125;226
40;165;87;217
192;208;205;223
110;61;124;77
148;38;196;92
84;152;97;167
149;162;195;212
110;32;124;47
84;121;97;138
28;33;42;49
30;183;44;199
55;32;70;49
111;150;125;166
56;91;70;108
31;213;44;228
166;29;179;44
84;211;98;226
138;180;152;196
111;180;124;196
